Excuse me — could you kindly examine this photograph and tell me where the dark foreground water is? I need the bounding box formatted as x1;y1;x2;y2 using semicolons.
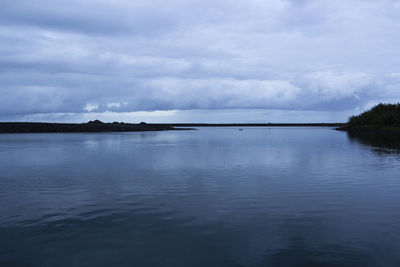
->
0;127;399;266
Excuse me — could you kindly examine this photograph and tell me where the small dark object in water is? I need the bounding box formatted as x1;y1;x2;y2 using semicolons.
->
238;129;243;131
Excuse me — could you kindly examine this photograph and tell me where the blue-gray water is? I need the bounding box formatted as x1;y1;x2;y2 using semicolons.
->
0;127;399;266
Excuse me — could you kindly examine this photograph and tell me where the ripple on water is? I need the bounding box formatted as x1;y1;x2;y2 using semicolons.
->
1;129;400;266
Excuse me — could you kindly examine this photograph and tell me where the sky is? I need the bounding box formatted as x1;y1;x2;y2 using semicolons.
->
1;0;400;123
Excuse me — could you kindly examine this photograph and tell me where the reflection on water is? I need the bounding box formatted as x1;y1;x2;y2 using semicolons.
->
347;131;400;154
0;128;400;266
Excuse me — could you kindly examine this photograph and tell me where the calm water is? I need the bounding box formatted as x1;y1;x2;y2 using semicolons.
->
0;127;399;266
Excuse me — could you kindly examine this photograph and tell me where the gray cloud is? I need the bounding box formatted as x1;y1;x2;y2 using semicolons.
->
0;0;400;122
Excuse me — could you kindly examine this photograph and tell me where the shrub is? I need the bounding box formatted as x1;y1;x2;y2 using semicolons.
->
348;103;400;127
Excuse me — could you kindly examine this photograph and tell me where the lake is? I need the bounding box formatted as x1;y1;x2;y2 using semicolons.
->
0;127;399;266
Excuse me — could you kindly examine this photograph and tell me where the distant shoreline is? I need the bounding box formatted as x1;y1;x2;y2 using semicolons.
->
0;122;344;133
168;123;343;127
0;121;193;133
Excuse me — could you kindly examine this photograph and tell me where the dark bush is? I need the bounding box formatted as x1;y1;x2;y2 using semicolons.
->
348;103;400;127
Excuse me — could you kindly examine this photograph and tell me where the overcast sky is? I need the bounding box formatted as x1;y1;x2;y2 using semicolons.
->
1;0;399;122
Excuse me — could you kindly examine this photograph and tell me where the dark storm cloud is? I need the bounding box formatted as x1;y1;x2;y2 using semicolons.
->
0;0;400;121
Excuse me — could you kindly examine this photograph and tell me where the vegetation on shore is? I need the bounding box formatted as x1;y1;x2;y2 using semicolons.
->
339;103;400;134
348;103;400;127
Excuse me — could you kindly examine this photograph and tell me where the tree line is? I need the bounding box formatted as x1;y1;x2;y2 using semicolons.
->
348;103;400;127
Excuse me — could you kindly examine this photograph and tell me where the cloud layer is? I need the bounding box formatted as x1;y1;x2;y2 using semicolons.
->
1;0;400;122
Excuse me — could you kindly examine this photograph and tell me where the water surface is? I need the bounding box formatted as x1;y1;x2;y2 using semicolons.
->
0;128;399;266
